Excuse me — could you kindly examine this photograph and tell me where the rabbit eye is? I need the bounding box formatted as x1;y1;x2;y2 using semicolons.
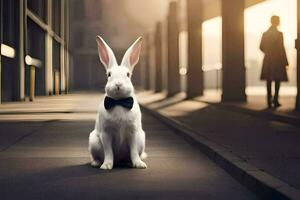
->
107;72;111;77
127;72;130;77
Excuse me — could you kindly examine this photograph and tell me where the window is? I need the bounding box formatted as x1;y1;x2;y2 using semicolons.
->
52;0;61;35
3;0;17;47
52;40;61;72
27;0;46;22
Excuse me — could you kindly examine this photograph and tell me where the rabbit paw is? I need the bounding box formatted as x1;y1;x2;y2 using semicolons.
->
91;160;101;167
133;160;147;169
100;162;113;170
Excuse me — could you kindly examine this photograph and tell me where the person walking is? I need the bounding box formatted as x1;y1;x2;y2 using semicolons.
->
260;15;289;108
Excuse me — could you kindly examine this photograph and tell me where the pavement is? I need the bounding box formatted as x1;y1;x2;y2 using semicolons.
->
137;90;300;193
0;93;258;200
195;89;300;125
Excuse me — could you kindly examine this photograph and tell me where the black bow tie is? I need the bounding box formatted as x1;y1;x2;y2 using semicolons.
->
104;96;134;110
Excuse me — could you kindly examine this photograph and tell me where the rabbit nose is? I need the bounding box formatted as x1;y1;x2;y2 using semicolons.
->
115;83;122;90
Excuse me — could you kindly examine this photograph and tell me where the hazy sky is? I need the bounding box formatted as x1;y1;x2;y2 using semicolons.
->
245;0;297;47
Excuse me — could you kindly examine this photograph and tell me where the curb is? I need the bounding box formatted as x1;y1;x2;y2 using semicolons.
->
198;100;300;127
141;104;300;200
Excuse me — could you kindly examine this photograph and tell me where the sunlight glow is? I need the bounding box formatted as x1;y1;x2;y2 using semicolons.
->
202;17;222;69
202;63;222;72
202;17;222;89
203;17;222;37
202;0;297;90
179;31;188;71
245;0;297;87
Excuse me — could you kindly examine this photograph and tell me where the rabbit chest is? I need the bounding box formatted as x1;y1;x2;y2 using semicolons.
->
105;106;136;124
98;105;139;137
100;106;138;160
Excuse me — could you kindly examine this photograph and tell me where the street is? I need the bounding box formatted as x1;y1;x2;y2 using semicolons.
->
0;93;258;200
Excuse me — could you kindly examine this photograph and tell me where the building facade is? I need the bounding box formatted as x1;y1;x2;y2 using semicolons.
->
0;0;70;102
68;0;170;91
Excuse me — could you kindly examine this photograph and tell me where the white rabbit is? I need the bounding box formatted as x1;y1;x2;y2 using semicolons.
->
88;36;147;170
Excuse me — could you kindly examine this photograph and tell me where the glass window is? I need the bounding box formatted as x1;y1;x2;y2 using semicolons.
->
64;0;69;41
27;0;46;22
52;0;61;35
27;19;45;63
52;40;61;72
3;0;17;47
26;19;46;95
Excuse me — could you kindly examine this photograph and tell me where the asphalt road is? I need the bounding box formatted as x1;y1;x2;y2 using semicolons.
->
0;93;258;200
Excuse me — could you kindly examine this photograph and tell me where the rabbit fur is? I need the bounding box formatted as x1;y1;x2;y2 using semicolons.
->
88;36;147;170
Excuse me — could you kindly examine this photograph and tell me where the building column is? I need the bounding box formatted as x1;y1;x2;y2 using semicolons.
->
167;1;180;96
154;22;163;92
221;0;246;102
64;0;70;93
0;0;2;103
186;0;203;98
149;34;156;90
45;0;53;95
139;54;146;90
296;0;300;110
60;0;65;93
18;0;25;101
144;34;151;90
161;19;168;92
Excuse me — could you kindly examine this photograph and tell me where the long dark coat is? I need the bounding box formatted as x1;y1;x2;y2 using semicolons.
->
260;27;288;81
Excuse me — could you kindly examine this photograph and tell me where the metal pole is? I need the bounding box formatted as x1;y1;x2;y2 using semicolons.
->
29;66;35;101
54;71;59;95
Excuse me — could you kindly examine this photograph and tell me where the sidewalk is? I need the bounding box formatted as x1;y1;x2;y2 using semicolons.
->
196;89;300;126
138;91;300;192
0;92;100;121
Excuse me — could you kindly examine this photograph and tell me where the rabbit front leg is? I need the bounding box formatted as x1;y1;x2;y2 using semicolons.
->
100;132;114;170
89;130;103;167
129;130;147;169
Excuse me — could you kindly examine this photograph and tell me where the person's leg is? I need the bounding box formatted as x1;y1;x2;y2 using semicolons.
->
274;81;281;107
266;80;272;108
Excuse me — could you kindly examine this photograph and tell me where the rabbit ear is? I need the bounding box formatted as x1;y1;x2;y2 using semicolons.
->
121;37;143;71
96;36;117;69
